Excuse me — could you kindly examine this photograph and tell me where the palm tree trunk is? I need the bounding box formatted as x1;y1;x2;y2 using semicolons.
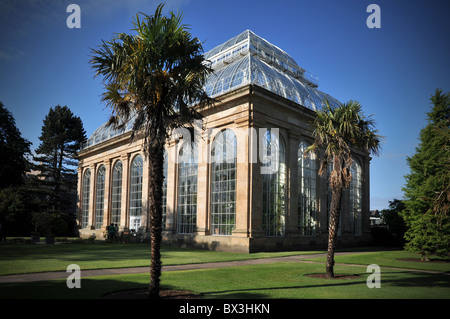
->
326;186;343;278
148;140;165;299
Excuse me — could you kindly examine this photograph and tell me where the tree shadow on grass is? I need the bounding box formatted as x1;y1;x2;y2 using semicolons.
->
200;271;450;298
0;275;364;299
1;268;448;299
380;271;450;289
201;277;366;298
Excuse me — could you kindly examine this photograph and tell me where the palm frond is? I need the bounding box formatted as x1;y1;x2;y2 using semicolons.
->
90;3;214;149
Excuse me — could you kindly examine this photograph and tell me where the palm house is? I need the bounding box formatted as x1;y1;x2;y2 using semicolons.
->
77;30;372;252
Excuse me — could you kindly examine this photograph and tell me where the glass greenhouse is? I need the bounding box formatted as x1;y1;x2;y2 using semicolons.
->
77;30;372;252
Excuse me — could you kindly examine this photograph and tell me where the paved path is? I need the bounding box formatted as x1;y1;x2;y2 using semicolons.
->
0;251;447;283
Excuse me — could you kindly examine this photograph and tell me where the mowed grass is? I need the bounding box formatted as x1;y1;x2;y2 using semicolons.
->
306;250;450;273
1;262;449;299
0;243;321;275
160;262;450;299
0;244;449;299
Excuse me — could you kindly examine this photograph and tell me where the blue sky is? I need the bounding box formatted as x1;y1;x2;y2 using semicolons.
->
0;0;449;210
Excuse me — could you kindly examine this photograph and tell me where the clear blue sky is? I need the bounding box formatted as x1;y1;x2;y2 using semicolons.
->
1;0;449;210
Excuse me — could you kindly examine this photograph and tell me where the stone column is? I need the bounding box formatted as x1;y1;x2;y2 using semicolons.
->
234;119;251;237
76;165;83;228
195;129;210;236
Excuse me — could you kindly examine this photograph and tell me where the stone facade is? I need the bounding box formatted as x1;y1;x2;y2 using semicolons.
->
77;30;372;252
77;84;372;252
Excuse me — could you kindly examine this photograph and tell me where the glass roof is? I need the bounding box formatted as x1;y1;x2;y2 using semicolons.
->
82;114;136;149
82;30;341;150
203;29;341;109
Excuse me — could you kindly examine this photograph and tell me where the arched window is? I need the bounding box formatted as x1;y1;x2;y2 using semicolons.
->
177;142;198;234
262;129;286;237
298;141;317;236
81;169;91;229
210;129;237;235
162;150;168;227
350;160;362;235
95;165;106;229
129;155;143;231
111;160;122;226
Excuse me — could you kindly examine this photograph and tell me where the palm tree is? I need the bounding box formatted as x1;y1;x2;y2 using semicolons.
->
90;4;213;298
306;100;382;278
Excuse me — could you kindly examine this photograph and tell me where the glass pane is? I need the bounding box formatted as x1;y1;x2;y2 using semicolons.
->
129;155;143;230
81;169;91;229
298;142;317;236
262;129;286;237
111;161;122;225
162;150;168;227
210;130;237;235
350;161;362;236
95;165;106;229
177;143;198;234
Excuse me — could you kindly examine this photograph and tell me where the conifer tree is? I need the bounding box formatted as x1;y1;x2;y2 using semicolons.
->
402;89;450;260
0;101;31;188
0;101;33;236
34;105;86;235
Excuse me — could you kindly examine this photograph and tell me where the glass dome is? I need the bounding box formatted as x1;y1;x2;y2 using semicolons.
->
82;30;341;150
203;29;341;109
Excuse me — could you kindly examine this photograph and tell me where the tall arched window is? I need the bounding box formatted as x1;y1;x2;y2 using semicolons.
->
210;129;237;235
111;160;122;226
177;142;198;234
81;169;91;229
350;160;362;235
298;141;317;236
262;129;286;237
129;155;143;231
95;165;106;229
162;150;168;227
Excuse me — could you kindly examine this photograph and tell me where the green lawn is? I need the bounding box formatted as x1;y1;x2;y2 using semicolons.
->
1;262;449;299
0;243;449;299
307;250;450;273
0;243;321;275
161;262;450;299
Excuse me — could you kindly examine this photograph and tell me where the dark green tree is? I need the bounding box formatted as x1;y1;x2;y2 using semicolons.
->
90;4;213;298
378;199;407;246
33;105;86;236
0;101;31;188
402;89;450;261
